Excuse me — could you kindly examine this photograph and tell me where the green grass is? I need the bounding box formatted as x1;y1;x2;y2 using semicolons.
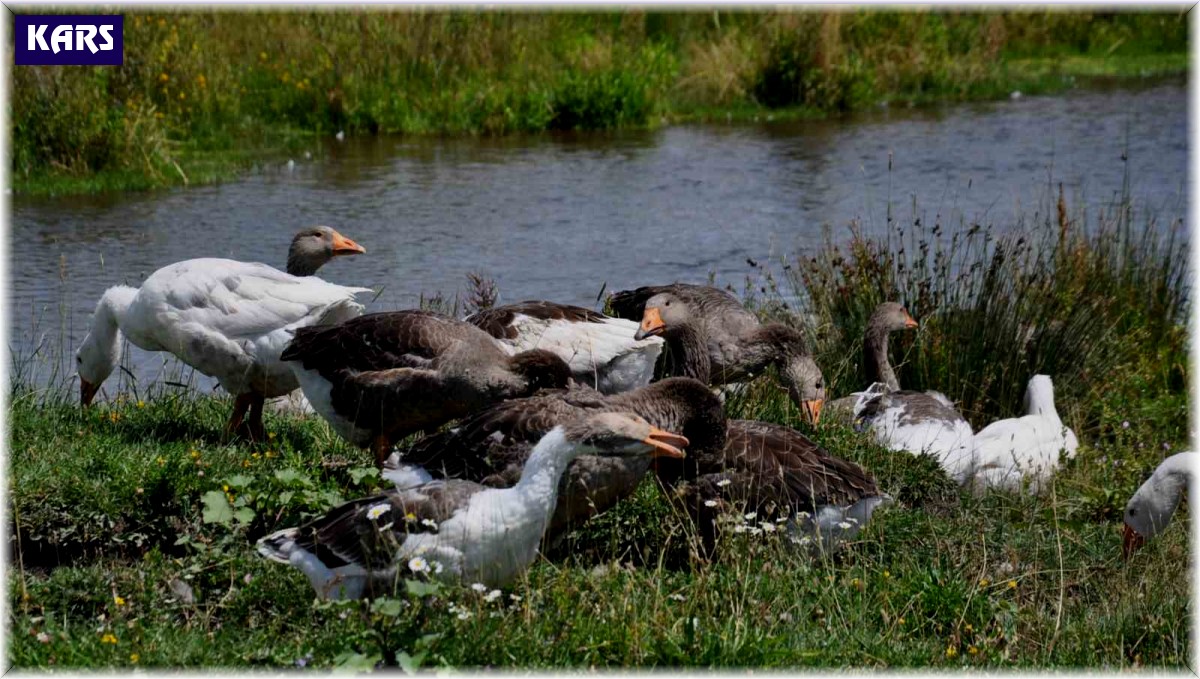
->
7;386;1189;668
12;9;1189;196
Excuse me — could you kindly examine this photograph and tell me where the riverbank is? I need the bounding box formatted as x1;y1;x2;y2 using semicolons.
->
8;182;1190;668
11;10;1188;196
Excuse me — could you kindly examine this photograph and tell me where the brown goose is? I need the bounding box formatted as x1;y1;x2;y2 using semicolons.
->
399;377;727;541
281;310;572;464
608;283;825;423
467;300;663;394
665;419;886;556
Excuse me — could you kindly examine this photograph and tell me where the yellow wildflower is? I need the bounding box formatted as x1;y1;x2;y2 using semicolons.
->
265;451;276;459
979;578;989;587
114;595;126;606
252;452;261;459
1007;579;1017;590
109;412;121;423
101;633;118;644
965;623;973;633
882;570;890;579
156;456;166;466
190;449;200;459
268;432;276;440
404;513;417;521
222;484;230;492
178;92;186;100
242;459;251;468
136;400;145;408
897;617;905;625
259;51;267;60
157;18;165;26
159;73;169;83
130;653;140;663
968;646;978;656
945;645;958;659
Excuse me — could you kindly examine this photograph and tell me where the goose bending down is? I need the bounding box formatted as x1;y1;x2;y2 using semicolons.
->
609;283;825;423
281;310;573;465
399;377;727;542
467;300;663;394
969;375;1078;492
257;412;688;597
1123;451;1196;559
841;303;975;483
75;227;369;440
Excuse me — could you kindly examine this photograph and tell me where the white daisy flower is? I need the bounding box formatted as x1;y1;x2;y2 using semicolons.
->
733;524;748;534
484;589;502;603
509;593;522;602
743;512;757;520
456;610;472;621
432;561;445;574
704;500;718;508
748;526;763;536
836;521;852;530
408;556;430;573
366;503;390;520
668;593;686;602
471;583;488;593
716;479;732;487
421;518;438;529
760;522;777;533
795;511;811;520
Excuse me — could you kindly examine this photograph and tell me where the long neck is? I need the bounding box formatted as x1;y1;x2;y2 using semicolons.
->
286;246;326;277
666;325;711;383
743;324;800;373
511;428;581;518
1134;452;1197;536
863;324;898;391
94;286;137;347
1024;379;1059;420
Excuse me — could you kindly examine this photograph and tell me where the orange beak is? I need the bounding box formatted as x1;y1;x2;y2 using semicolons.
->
635;307;666;341
80;379;99;407
801;399;824;424
644;426;689;459
1122;523;1146;560
904;312;918;329
330;229;367;256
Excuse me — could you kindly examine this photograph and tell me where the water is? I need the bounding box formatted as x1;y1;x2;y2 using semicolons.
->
10;81;1188;393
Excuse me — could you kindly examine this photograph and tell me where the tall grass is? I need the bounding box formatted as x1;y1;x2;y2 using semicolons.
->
11;9;1188;194
776;181;1188;440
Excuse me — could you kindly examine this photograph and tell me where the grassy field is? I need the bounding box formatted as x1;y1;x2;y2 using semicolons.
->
6;182;1190;669
11;9;1189;196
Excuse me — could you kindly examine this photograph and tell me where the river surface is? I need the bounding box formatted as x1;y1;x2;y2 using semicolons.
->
9;80;1188;393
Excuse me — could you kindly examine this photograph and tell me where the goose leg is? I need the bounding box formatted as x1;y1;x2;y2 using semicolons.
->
225;393;254;438
245;392;266;442
372;434;393;467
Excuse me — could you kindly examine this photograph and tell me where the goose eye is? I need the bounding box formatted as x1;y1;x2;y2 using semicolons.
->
76;356;82;364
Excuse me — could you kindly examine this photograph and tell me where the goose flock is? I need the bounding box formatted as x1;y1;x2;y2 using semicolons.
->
76;227;1191;599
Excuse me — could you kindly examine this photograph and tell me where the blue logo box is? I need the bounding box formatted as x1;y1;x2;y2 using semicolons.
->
15;15;124;66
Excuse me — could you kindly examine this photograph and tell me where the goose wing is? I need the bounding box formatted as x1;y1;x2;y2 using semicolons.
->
282;310;483;374
403;386;610;484
285;480;484;571
721;419;879;508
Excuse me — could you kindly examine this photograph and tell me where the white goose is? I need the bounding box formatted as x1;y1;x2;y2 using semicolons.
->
968;375;1078;493
847;303;976;483
466;300;663;394
76;227;370;440
1123;451;1196;558
257;412;688;598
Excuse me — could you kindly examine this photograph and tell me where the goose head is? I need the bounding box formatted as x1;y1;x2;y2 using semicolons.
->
76;285;138;406
507;349;573;394
634;292;690;340
563;412;689;459
286;226;366;276
783;354;827;424
867;302;919;335
1123;452;1194;559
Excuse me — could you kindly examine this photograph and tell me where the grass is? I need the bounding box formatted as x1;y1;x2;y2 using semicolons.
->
7;173;1190;667
11;9;1189;196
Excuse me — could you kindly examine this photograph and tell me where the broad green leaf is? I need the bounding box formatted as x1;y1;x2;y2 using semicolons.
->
332;651;380;672
201;490;233;525
397;651;426;675
233;507;256;524
371;598;404;617
226;474;253;489
405;579;441;598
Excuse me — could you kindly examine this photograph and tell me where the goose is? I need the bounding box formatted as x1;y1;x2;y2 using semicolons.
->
838;303;975;483
1123;451;1196;559
399;377;727;542
968;375;1079;492
666;419;888;556
76;227;369;441
467;300;663;394
280;310;573;465
609;283;825;423
256;412;688;598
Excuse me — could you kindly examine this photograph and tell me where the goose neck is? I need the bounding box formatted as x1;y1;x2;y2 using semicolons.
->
863;325;899;391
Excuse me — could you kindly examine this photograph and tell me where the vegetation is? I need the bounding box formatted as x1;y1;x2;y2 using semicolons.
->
12;9;1188;195
7;179;1189;668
